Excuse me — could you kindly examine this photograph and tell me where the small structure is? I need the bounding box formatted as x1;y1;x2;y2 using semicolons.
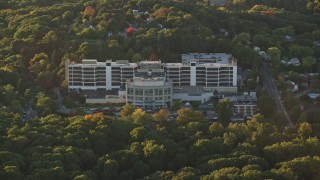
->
307;93;320;100
258;51;270;61
253;46;260;52
284;35;294;42
287;58;300;67
313;41;320;48
286;80;298;92
228;92;258;118
172;86;213;104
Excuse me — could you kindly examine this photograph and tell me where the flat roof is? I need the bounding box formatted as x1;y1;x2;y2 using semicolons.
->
228;95;257;104
173;86;210;95
181;53;233;65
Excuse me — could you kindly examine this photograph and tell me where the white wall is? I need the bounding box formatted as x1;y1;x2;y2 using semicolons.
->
106;65;112;90
173;92;213;103
233;66;237;86
190;63;196;86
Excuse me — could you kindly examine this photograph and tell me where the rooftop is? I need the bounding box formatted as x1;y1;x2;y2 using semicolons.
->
228;95;257;104
173;86;209;96
135;71;165;78
84;89;118;99
181;53;235;65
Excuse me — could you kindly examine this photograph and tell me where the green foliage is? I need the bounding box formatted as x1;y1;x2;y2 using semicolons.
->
257;94;276;118
1;0;320;179
176;108;205;126
215;98;233;126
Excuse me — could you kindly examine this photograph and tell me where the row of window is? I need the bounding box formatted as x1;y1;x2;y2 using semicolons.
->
127;96;171;101
127;88;172;95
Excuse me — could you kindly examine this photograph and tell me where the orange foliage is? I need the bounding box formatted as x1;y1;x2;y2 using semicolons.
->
84;114;94;120
3;9;13;13
84;112;104;122
263;11;274;16
149;52;158;61
153;8;169;18
84;6;96;16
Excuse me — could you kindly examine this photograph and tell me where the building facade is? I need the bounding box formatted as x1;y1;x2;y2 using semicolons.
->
66;59;137;91
66;53;237;93
229;93;258;117
164;53;237;93
126;61;172;109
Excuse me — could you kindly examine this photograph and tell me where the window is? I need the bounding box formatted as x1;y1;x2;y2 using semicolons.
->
135;89;142;95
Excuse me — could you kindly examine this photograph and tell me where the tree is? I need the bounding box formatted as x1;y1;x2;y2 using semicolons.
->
215;98;233;126
272;112;287;127
310;78;320;91
298;122;312;138
142;140;166;170
257;94;276;118
172;101;183;110
267;47;281;73
130;126;147;141
152;109;169;125
176;108;205;126
131;53;142;63
302;56;314;72
132;108;149;125
203;167;241;180
289;44;313;59
273;156;320;179
232;32;251;45
84;6;96;17
120;104;135;118
36;92;57;115
172;167;198;180
208;123;225;137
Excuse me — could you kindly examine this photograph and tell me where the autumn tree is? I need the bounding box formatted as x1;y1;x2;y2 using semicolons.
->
215;98;233;126
176;108;205;126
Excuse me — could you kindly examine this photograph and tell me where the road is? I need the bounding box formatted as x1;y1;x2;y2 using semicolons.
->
54;87;72;114
22;102;37;123
262;62;293;127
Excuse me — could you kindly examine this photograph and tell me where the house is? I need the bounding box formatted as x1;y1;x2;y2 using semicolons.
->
313;41;320;48
284;35;294;42
258;51;270;61
307;93;320;100
286;80;298;92
287;58;300;66
253;46;260;52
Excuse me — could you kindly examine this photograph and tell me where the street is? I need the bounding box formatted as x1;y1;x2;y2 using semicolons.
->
54;87;73;114
262;62;293;126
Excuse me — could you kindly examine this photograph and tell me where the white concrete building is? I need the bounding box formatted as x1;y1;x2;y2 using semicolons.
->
172;86;213;104
165;53;238;93
66;53;238;105
126;61;172;109
66;59;137;91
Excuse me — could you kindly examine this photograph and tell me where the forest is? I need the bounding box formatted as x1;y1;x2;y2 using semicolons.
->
1;0;320;179
1;105;320;179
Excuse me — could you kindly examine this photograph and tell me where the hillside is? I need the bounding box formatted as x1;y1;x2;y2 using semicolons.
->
1;0;320;179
